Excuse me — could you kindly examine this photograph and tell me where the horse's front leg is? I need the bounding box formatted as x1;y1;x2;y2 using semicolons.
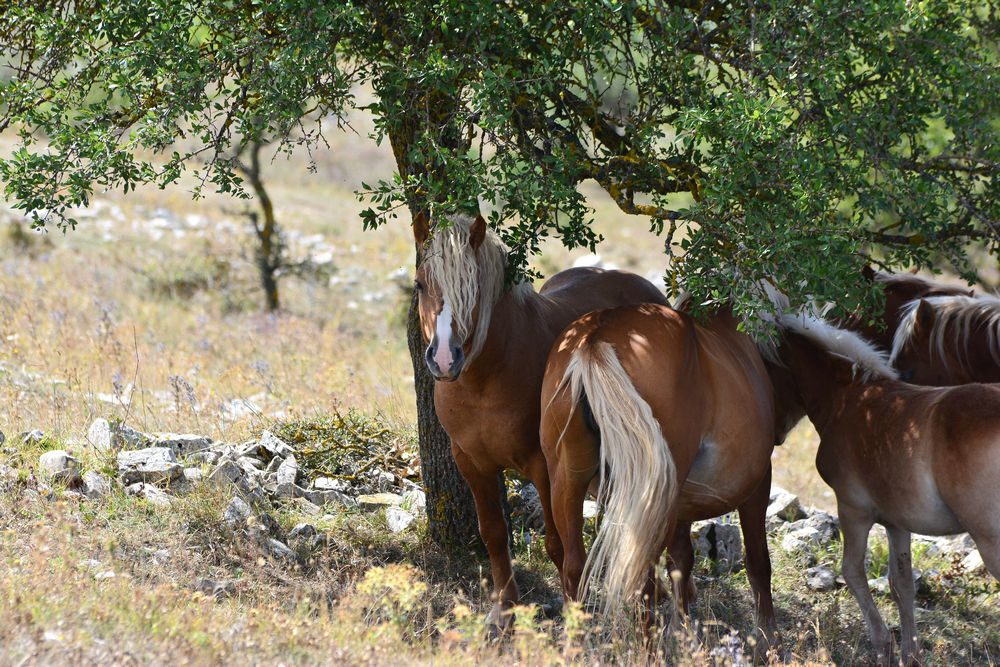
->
451;446;518;638
736;467;779;655
838;501;893;666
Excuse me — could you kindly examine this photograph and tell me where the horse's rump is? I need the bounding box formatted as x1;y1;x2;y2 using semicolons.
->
543;303;774;609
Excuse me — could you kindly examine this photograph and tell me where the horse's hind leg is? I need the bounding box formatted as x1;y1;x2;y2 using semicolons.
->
524;453;565;585
838;501;893;666
737;467;778;652
452;447;518;638
549;454;597;602
885;524;919;665
665;522;696;615
541;388;600;603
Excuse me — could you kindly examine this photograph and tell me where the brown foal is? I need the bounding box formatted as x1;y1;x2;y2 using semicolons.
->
769;311;1000;666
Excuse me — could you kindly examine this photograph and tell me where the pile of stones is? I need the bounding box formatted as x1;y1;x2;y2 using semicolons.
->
7;419;427;531
690;485;987;594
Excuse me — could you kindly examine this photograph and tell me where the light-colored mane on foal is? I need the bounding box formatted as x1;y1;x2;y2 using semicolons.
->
778;311;898;380
891;294;1000;367
422;214;531;365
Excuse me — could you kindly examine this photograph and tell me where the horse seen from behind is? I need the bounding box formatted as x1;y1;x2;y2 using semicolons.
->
538;299;778;648
411;211;669;634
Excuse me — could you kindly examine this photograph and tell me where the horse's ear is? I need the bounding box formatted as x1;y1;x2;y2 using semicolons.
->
913;298;936;332
470;214;487;250
413;209;431;246
861;265;876;282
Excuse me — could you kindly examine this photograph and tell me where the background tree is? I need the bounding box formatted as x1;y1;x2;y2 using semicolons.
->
2;0;999;550
233;138;285;312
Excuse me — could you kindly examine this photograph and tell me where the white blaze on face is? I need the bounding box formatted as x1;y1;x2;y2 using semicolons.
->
434;300;456;372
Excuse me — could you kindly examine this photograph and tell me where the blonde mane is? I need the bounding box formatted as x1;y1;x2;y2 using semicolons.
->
421;214;532;365
890;294;1000;368
778;311;897;381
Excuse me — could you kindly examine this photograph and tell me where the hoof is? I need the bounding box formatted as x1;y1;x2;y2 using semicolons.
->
484;603;515;641
752;629;782;664
536;595;563;620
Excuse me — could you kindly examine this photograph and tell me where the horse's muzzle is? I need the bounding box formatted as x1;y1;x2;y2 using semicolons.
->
425;341;465;381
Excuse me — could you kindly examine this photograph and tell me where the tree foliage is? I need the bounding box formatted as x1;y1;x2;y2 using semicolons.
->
3;1;1000;320
4;0;1000;555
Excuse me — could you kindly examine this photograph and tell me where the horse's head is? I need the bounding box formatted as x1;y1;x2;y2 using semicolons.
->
888;295;1000;386
413;211;504;381
862;266;974;346
889;298;942;384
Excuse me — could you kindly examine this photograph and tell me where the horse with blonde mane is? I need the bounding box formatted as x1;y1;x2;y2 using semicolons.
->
890;293;1000;385
844;267;974;351
767;311;1000;666
538;299;778;647
412;211;669;635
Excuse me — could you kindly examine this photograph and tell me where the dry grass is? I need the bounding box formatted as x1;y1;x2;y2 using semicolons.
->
2;440;998;666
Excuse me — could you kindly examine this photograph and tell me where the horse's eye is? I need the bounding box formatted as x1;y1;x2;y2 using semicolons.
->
414;280;424;293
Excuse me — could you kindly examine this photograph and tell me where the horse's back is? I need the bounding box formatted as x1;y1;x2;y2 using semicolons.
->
543;302;698;423
553;302;771;419
557;303;772;442
539;267;668;312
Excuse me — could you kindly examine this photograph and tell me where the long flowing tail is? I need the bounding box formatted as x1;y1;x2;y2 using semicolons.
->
554;340;679;611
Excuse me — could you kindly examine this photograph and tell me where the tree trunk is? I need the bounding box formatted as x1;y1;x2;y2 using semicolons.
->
238;140;282;312
406;289;483;552
380;78;483;554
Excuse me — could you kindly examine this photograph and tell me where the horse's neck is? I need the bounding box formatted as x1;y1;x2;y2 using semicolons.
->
782;338;871;431
459;288;549;385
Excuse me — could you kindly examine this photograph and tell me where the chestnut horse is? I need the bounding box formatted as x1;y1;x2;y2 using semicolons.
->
764;267;978;433
844;267;974;351
890;293;1000;385
769;311;1000;666
412;212;668;634
538;301;777;645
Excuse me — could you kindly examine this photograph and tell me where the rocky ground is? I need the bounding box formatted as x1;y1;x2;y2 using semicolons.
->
6;417;991;603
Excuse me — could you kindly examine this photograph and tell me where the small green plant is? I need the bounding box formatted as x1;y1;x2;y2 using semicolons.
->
355;563;429;639
867;535;890;579
270;412;419;489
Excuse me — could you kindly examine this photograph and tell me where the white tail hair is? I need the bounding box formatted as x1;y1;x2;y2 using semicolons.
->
554;341;678;610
